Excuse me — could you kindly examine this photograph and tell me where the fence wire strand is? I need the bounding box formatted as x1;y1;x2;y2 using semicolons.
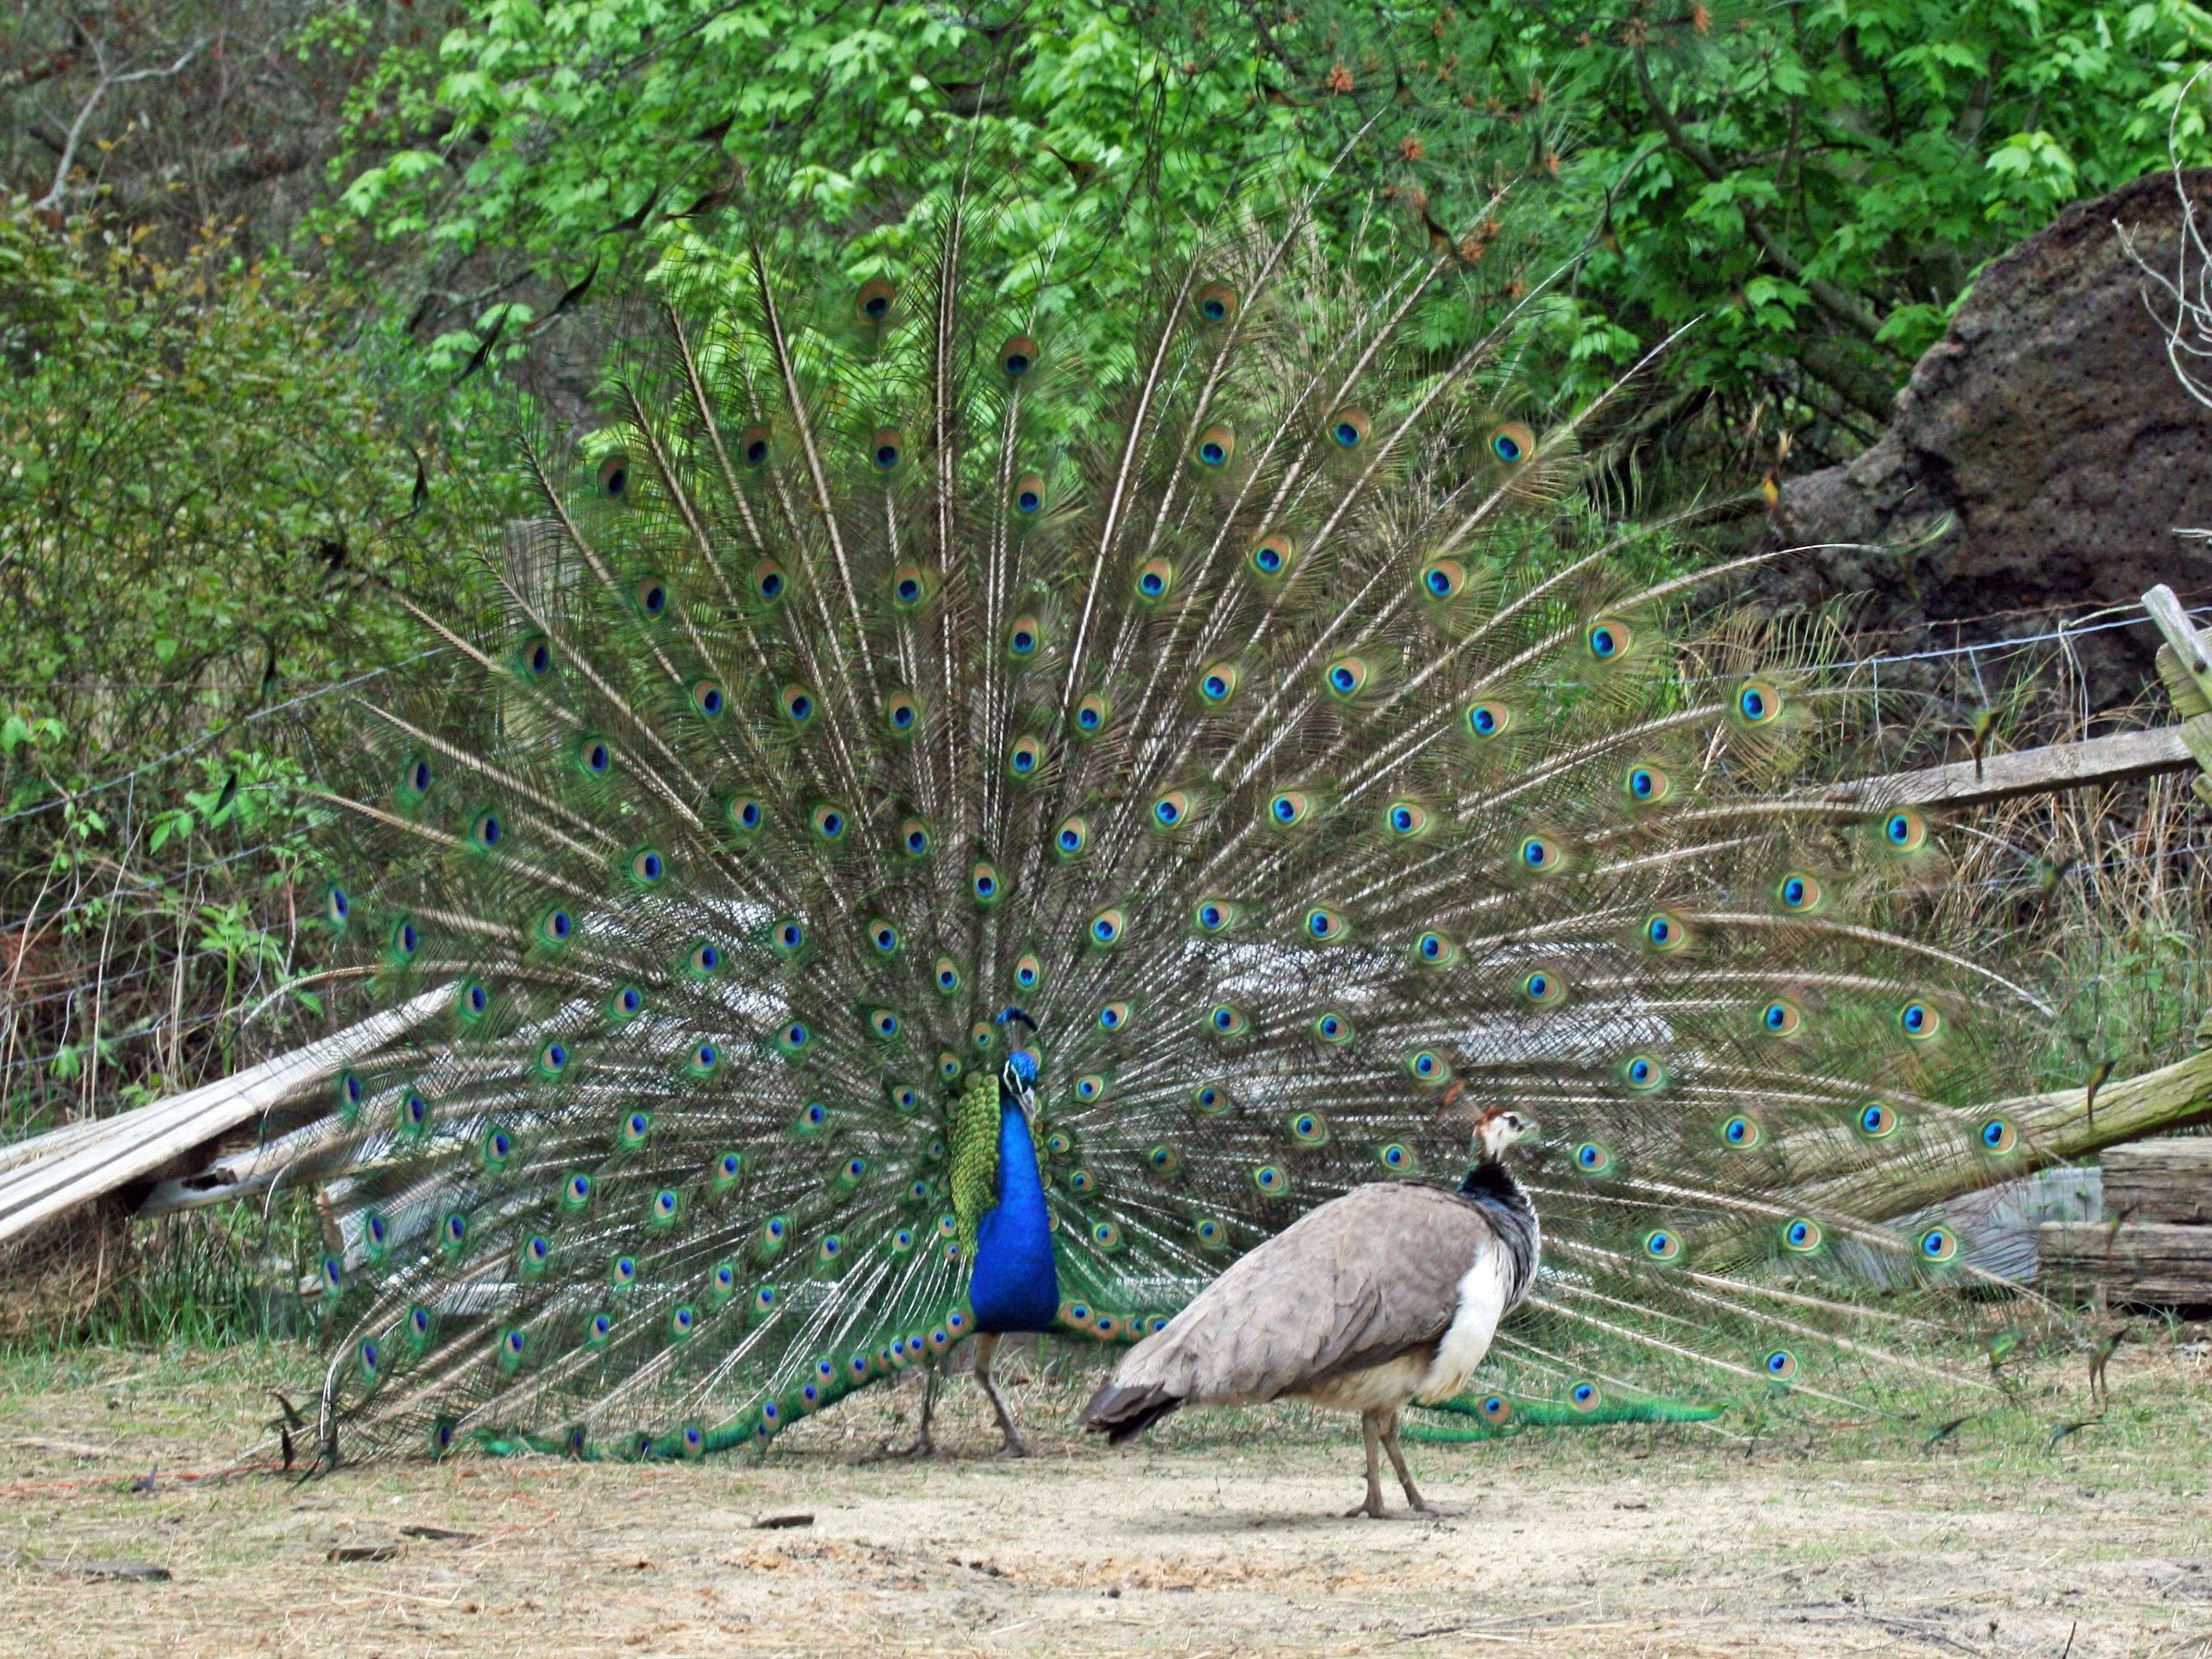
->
6;596;2208;1125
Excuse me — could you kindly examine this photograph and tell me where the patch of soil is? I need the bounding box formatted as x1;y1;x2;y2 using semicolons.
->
2;1345;2206;1656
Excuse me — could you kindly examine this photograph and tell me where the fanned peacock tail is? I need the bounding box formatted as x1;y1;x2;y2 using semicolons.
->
299;176;2056;1463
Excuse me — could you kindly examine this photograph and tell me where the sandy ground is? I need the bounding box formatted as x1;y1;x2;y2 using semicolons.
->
2;1341;2208;1657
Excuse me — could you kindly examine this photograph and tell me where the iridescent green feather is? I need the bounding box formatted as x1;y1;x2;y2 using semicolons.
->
288;160;2061;1466
947;1072;999;1251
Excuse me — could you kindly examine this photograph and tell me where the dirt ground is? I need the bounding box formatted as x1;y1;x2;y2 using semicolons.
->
2;1339;2207;1657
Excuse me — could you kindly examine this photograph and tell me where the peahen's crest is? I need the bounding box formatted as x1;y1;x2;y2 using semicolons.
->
302;178;2052;1461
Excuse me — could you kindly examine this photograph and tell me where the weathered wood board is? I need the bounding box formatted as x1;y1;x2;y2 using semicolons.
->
2038;1221;2212;1305
2100;1138;2212;1225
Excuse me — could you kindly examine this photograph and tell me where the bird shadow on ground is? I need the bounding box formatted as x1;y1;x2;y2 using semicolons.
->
1119;1501;1464;1536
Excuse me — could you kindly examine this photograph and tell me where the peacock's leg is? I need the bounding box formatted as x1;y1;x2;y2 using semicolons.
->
1381;1409;1464;1518
1346;1411;1391;1518
884;1356;937;1457
972;1333;1031;1457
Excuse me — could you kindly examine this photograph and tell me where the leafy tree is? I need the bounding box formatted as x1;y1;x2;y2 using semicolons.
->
324;1;2212;479
318;2;1559;398
1420;0;2212;466
0;200;519;1136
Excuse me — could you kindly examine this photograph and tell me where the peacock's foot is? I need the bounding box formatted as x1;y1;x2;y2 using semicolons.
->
880;1433;936;1459
1409;1502;1465;1518
998;1429;1032;1458
1344;1494;1391;1520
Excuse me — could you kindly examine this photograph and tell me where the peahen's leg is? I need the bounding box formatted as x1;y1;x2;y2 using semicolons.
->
972;1333;1031;1457
1381;1409;1464;1518
1345;1411;1390;1518
884;1356;937;1457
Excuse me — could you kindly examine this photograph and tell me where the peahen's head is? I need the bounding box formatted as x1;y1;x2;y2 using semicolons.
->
1473;1106;1538;1162
1439;1082;1537;1163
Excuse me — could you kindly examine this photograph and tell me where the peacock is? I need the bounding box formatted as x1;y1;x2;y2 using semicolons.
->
296;167;2058;1469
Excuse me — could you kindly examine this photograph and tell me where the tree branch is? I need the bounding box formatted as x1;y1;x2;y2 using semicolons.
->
1630;46;1895;352
35;40;201;213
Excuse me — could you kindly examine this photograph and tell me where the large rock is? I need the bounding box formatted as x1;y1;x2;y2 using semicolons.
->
1764;169;2212;707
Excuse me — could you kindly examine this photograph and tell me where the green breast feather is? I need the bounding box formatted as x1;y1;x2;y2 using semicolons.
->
947;1071;1045;1252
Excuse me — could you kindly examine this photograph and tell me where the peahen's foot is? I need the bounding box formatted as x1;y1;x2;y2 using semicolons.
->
1344;1497;1458;1521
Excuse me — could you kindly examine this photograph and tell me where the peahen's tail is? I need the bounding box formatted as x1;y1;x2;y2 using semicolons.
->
293;164;2060;1463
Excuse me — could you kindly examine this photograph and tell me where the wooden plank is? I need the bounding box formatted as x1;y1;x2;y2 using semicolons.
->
2038;1222;2212;1306
2156;644;2212;718
1819;725;2192;812
2142;583;2212;804
133;1120;352;1217
2144;583;2212;705
2185;714;2212;780
0;985;451;1247
2102;1139;2212;1225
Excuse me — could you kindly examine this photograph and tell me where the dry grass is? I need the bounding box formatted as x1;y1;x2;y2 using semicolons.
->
1;1334;2207;1657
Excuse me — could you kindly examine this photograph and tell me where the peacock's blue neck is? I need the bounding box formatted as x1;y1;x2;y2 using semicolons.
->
968;1099;1059;1334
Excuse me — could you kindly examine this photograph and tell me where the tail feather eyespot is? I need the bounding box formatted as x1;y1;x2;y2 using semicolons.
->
1134;556;1176;601
1781;1217;1824;1253
1250;533;1295;578
1485;420;1535;468
1585;618;1630;662
1420;558;1466;600
1734;676;1783;727
855;277;896;321
1194;281;1239;325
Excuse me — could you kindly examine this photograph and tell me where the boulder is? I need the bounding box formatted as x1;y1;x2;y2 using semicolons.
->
1764;168;2212;708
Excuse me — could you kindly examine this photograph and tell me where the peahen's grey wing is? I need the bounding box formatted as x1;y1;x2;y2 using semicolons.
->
1094;1184;1494;1409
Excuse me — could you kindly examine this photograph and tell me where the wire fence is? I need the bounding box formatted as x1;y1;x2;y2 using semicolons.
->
4;589;2208;1130
0;650;442;830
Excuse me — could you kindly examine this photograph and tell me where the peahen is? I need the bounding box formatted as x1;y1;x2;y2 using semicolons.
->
299;174;2056;1467
1082;1092;1541;1517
